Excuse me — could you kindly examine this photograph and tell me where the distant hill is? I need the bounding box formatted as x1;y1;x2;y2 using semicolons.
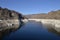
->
48;10;60;19
25;10;60;19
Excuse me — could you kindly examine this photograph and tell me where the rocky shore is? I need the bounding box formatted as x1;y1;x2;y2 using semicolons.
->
0;20;20;31
0;7;24;31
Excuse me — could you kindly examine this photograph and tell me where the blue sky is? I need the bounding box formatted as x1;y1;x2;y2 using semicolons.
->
0;0;60;15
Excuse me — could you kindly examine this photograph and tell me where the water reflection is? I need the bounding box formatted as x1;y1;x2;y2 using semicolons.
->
43;24;60;36
1;21;60;40
0;22;24;40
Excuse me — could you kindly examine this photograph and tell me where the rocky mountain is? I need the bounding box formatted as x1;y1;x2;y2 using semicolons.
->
48;10;60;19
0;7;24;32
0;7;23;20
25;10;60;19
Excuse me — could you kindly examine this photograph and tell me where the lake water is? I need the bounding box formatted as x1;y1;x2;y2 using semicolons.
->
2;21;60;40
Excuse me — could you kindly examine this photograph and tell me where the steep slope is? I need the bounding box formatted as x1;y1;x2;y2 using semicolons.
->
0;7;23;20
0;7;24;31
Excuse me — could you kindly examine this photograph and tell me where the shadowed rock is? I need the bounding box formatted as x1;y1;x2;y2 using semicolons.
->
0;7;25;40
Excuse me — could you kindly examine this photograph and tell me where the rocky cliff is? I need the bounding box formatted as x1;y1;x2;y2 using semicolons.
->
0;7;23;20
0;7;24;31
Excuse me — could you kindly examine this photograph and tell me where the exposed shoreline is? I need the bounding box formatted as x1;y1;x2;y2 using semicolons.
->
0;19;20;31
28;19;60;32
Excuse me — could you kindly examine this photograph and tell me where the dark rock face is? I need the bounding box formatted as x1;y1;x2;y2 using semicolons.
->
0;7;24;31
0;7;23;20
0;7;25;40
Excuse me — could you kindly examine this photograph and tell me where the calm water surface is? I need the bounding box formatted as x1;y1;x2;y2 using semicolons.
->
3;21;60;40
